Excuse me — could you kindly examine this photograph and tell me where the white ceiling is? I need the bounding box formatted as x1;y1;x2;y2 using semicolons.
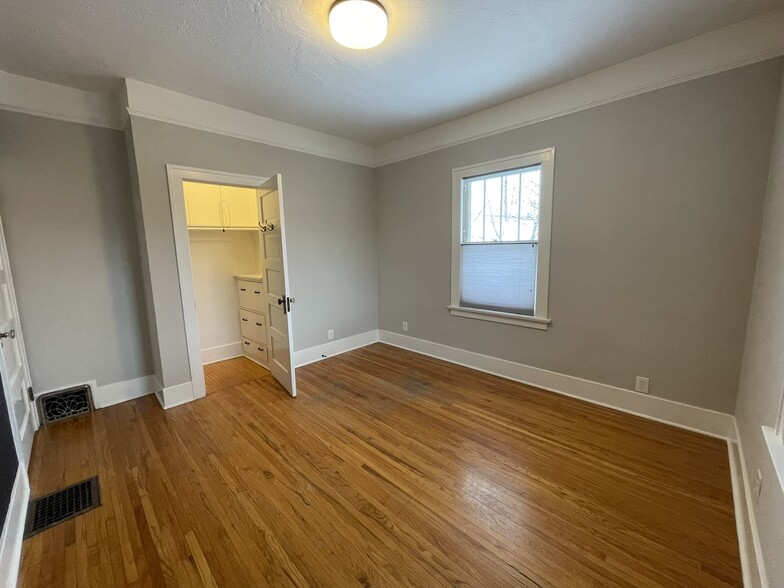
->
0;0;781;145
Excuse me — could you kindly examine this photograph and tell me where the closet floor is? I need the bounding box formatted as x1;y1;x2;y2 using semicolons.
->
204;356;268;394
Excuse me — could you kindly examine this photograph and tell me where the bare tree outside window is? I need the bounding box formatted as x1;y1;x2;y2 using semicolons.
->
467;165;541;243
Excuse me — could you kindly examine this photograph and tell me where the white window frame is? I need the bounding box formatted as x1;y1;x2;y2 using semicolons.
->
762;380;784;494
448;148;555;330
777;385;784;439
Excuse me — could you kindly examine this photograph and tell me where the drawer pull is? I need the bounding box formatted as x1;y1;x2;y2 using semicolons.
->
258;347;263;352
242;318;248;322
240;288;246;291
254;291;261;294
244;341;250;346
255;322;262;326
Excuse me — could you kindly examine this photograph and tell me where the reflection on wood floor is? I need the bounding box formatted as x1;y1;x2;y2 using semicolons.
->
20;344;741;587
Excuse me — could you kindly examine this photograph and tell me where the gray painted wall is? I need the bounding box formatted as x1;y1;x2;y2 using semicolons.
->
126;115;378;388
0;111;152;392
735;73;784;588
376;60;783;413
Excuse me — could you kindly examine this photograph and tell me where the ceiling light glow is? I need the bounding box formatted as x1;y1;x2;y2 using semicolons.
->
329;0;388;50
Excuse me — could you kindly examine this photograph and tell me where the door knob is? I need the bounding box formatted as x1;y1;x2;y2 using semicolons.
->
0;330;15;340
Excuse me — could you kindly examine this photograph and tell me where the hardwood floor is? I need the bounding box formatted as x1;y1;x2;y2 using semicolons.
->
20;345;741;587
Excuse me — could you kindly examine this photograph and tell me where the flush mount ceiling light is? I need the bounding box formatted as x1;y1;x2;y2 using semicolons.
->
329;0;388;50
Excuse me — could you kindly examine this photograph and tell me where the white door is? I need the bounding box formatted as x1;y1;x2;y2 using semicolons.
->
257;174;297;397
0;215;35;464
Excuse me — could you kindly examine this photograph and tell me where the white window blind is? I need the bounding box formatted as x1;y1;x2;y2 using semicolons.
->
460;243;537;315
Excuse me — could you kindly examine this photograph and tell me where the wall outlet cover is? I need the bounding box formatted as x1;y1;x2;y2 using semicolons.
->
402;321;408;332
635;376;650;394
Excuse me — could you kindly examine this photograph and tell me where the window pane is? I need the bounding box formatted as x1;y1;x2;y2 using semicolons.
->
519;166;541;240
464;164;542;243
499;174;520;241
460;243;537;315
483;176;502;241
468;179;485;242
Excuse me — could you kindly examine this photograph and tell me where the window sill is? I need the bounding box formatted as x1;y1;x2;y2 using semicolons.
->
447;305;551;330
762;426;784;493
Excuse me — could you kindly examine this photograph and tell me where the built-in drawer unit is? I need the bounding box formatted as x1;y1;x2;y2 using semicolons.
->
242;338;268;364
235;275;268;368
239;309;267;344
237;279;264;313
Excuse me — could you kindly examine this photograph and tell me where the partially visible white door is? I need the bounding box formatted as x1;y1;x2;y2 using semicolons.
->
257;174;296;397
0;215;35;464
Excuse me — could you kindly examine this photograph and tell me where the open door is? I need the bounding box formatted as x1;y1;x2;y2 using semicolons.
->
258;174;297;397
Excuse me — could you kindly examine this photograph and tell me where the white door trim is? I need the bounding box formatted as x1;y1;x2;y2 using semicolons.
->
166;165;270;401
0;212;36;465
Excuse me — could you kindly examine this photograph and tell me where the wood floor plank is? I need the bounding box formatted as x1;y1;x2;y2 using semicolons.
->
19;348;741;587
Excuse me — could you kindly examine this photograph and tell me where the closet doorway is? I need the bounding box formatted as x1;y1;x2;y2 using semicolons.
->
167;166;297;400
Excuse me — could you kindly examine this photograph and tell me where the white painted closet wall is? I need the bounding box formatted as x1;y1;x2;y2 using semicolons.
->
188;230;259;360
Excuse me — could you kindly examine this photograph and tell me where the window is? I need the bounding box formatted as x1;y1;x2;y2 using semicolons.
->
449;148;555;329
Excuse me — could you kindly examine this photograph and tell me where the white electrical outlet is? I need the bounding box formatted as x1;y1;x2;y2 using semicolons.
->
327;329;334;340
754;470;763;504
635;376;650;394
402;321;408;332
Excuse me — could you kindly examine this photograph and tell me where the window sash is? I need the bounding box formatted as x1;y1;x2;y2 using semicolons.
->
459;242;537;315
461;164;542;244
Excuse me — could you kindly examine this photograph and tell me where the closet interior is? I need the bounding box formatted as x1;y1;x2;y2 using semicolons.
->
184;181;270;374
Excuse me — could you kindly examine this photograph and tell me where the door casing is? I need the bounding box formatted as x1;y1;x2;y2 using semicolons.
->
166;165;296;403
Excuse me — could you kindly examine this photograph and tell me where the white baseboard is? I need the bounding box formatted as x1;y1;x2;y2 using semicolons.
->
729;439;760;588
36;379;98;402
154;380;194;410
294;330;381;367
36;376;159;412
202;342;243;365
733;429;770;588
378;331;736;440
94;375;158;409
0;464;29;588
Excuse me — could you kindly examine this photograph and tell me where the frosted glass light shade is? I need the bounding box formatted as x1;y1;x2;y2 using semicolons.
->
329;0;388;49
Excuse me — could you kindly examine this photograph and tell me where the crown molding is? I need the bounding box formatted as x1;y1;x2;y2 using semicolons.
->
0;70;123;130
1;9;782;167
374;8;784;166
123;79;377;167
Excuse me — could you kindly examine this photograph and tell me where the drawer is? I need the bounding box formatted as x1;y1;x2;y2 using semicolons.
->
237;280;264;312
242;338;268;364
240;309;267;344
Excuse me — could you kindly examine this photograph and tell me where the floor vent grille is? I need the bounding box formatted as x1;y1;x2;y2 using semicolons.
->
24;476;101;538
38;384;93;425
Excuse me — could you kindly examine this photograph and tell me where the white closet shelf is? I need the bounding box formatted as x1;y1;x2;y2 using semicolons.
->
234;274;264;283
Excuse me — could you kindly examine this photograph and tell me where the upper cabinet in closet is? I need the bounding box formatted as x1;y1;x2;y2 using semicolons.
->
184;181;259;229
